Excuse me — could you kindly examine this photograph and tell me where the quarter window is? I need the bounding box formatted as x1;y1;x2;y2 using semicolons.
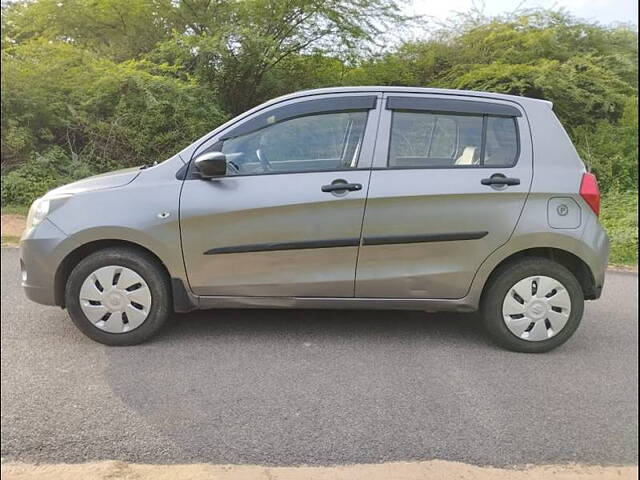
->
484;116;519;166
388;110;518;168
221;111;368;175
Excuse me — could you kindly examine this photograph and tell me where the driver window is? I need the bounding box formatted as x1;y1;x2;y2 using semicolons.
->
221;110;368;175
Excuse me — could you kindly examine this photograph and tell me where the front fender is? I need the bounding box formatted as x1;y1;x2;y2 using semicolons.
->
63;225;184;279
46;158;187;285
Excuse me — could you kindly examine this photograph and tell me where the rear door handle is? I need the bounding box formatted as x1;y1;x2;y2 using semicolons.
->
321;181;363;193
481;174;520;187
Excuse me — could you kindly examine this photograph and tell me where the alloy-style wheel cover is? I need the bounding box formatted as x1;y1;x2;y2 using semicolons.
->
502;275;572;341
79;265;152;333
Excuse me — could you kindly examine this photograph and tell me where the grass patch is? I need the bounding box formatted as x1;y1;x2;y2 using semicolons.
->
601;191;638;266
1;204;29;216
1;235;21;246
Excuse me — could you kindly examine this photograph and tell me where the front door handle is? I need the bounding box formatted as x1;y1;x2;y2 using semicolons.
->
321;181;363;193
481;174;520;187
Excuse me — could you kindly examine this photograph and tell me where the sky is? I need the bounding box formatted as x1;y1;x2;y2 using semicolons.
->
407;0;638;26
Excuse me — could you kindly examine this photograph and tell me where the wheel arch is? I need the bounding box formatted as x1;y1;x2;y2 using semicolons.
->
54;239;196;312
479;247;597;305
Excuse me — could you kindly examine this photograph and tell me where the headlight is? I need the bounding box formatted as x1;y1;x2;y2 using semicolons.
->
32;198;50;226
26;198;49;228
26;194;72;229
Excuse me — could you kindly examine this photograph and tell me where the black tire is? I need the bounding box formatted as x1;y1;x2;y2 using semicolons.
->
65;247;171;346
481;258;584;353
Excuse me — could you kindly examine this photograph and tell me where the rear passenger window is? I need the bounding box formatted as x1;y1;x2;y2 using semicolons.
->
388;111;519;168
484;116;518;166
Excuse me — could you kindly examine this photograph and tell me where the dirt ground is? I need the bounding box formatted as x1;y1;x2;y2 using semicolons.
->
0;461;637;480
1;214;26;241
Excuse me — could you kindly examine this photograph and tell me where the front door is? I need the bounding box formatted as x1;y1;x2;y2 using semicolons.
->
180;94;380;297
355;93;533;299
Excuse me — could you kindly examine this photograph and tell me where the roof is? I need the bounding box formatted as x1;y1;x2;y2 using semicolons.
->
269;86;554;109
179;85;554;161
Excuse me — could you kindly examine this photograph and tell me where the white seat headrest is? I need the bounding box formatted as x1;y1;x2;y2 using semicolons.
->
455;146;477;165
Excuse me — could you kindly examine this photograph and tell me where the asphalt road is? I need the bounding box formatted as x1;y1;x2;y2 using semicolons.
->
1;247;638;466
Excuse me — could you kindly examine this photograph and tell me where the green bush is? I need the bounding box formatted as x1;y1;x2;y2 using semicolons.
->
574;98;638;193
1;3;637;264
601;191;638;266
0;145;109;205
1;150;65;206
1;41;228;170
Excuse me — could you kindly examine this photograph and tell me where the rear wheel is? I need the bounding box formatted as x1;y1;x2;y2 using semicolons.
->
481;258;584;353
65;247;171;345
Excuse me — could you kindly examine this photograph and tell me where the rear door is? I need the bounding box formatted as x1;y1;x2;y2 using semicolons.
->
355;93;533;299
180;93;381;297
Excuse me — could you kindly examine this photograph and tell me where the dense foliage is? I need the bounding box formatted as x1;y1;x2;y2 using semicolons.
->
600;191;638;266
1;1;637;261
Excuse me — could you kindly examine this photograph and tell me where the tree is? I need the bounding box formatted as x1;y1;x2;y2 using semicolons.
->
346;10;637;129
3;0;410;114
154;0;409;114
1;2;637;201
2;0;174;60
1;40;226;169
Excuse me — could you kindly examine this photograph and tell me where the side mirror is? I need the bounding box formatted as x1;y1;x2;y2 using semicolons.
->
194;151;227;178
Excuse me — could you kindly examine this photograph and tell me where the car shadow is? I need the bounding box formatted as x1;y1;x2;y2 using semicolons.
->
101;307;502;465
157;307;492;348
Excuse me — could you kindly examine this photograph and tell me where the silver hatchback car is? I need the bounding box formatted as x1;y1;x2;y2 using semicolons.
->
20;87;609;352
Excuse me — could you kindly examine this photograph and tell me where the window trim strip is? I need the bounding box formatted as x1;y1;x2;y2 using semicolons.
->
386;97;522;117
220;96;378;140
479;115;488;166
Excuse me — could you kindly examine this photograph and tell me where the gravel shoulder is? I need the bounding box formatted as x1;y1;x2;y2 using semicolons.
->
1;461;637;480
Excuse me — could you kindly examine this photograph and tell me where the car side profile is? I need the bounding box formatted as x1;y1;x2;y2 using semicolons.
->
20;87;609;352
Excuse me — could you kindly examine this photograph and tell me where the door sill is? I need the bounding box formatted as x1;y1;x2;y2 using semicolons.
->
196;295;476;312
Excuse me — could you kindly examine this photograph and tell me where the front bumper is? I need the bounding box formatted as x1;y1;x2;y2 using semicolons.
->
20;219;72;306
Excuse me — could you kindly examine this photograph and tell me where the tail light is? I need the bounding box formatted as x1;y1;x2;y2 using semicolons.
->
580;172;601;216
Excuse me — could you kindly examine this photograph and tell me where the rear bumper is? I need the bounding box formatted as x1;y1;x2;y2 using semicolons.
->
20;219;72;306
582;217;609;300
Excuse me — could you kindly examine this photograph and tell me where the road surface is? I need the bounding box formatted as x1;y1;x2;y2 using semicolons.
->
1;247;637;466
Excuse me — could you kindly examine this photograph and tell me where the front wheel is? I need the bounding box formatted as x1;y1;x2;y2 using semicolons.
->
481;258;584;353
65;247;171;346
